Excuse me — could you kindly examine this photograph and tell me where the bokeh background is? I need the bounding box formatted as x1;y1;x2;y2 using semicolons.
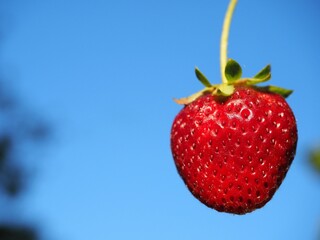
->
1;0;320;239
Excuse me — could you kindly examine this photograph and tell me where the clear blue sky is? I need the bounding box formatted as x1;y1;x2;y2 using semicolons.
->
1;0;320;239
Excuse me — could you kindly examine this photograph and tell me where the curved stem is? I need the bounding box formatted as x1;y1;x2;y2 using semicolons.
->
220;0;238;83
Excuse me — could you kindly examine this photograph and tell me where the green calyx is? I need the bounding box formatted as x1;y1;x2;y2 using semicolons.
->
174;0;293;105
174;59;293;105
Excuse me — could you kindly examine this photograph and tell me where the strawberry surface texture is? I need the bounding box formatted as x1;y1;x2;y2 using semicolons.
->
170;87;297;214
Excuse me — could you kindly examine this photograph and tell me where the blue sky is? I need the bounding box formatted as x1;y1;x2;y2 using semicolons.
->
1;0;320;239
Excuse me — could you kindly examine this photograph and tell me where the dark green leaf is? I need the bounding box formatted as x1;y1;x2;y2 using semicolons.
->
225;59;242;83
254;64;271;81
256;85;293;98
195;67;211;87
245;77;271;85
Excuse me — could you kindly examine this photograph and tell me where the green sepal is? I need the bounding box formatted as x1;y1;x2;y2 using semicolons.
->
217;83;235;96
195;67;212;87
254;64;271;81
255;85;293;98
244;77;271;85
235;65;271;85
225;59;242;83
174;87;212;105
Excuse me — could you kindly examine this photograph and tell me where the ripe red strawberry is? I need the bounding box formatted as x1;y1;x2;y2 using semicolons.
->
170;0;298;214
171;86;297;214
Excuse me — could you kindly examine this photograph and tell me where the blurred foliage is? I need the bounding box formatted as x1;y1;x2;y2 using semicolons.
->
0;84;50;198
0;136;23;196
0;225;38;240
0;3;52;239
0;82;50;240
0;27;50;240
310;147;320;174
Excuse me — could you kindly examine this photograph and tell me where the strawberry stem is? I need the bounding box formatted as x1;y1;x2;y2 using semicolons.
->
220;0;238;84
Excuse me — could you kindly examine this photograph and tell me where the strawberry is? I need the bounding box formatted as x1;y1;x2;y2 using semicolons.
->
171;86;297;214
170;0;297;214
